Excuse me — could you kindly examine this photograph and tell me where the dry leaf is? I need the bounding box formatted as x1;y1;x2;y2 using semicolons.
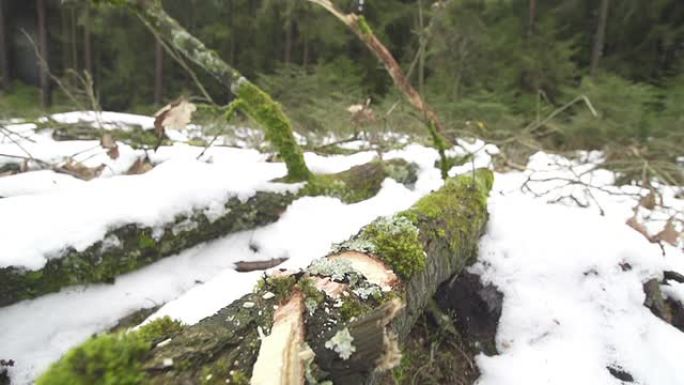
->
58;160;105;181
126;156;154;175
626;215;653;242
639;191;657;210
654;219;680;247
100;133;120;160
154;98;196;134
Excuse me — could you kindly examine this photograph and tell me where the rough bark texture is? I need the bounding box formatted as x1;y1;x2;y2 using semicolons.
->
0;0;10;90
37;0;51;108
36;169;493;385
0;159;417;308
122;0;310;182
590;0;610;77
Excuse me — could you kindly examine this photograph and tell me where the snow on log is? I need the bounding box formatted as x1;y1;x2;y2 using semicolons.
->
35;169;493;385
0;159;417;307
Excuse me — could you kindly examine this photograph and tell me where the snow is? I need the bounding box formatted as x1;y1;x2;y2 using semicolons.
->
0;156;296;270
471;153;684;385
0;115;443;384
1;110;683;385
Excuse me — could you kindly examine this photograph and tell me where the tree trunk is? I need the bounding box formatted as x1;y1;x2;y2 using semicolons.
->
154;38;164;105
37;0;51;108
527;0;537;37
0;0;11;90
590;0;610;77
123;0;311;182
83;4;92;76
284;21;294;64
38;170;493;385
0;160;418;308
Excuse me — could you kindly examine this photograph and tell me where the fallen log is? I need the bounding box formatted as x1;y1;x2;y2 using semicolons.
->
36;169;493;385
0;159;417;307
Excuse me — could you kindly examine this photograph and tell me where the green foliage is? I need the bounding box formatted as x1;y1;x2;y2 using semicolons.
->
36;317;182;385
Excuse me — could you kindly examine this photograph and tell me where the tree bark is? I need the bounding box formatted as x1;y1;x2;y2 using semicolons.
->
38;170;493;385
154;38;164;105
0;0;11;90
122;0;311;182
83;4;93;76
0;159;418;308
590;0;610;77
37;0;52;108
528;0;537;37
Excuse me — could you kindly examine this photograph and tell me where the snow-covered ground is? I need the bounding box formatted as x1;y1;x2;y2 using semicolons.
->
0;111;682;385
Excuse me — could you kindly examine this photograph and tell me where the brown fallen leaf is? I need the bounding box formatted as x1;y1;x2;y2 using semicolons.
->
639;191;657;210
126;156;154;175
100;133;120;160
653;219;680;247
57;159;105;181
626;215;653;243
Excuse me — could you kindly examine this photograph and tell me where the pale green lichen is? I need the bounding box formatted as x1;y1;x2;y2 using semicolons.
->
324;328;356;360
308;258;356;282
360;215;426;280
331;237;376;254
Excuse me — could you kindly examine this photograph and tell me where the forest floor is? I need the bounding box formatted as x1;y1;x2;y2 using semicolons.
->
0;111;682;385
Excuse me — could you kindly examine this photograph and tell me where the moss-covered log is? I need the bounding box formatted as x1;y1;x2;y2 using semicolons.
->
0;159;417;308
36;169;492;385
49;122;165;148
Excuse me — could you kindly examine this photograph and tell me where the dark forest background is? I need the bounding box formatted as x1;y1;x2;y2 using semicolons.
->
0;0;683;179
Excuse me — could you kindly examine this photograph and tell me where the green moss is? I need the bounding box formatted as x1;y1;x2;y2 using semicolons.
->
234;79;311;182
260;275;297;302
136;316;184;345
229;370;249;385
427;121;450;180
360;216;426;280
356;15;373;37
339;297;373;321
402;169;493;262
36;317;181;385
299;277;325;305
137;231;157;250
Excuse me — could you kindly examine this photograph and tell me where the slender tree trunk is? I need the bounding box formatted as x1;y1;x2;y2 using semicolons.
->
37;0;51;108
284;21;294;64
70;7;78;72
527;0;537;37
590;0;609;77
154;39;164;105
83;4;93;76
302;36;309;69
0;0;10;90
306;0;450;179
417;0;425;95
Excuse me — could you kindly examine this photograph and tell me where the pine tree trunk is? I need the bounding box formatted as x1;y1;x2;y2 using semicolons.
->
0;0;10;90
83;4;92;76
37;0;51;108
154;38;164;105
528;0;537;37
590;0;609;77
